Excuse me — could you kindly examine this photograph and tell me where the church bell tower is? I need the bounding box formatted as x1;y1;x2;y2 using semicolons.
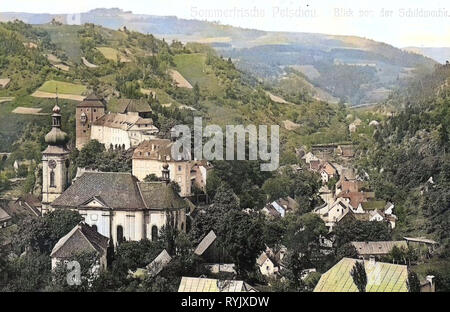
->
42;101;70;213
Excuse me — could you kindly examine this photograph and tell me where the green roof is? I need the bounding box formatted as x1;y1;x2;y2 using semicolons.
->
314;258;408;292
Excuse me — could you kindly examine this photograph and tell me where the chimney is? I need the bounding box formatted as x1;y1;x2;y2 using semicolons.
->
369;256;376;265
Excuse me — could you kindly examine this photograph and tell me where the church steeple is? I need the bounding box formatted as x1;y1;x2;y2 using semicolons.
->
41;98;70;214
45;102;68;146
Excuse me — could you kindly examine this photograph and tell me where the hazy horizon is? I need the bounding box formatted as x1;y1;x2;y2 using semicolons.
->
1;1;450;48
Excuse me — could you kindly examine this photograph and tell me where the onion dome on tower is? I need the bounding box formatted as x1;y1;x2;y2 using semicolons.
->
45;102;68;146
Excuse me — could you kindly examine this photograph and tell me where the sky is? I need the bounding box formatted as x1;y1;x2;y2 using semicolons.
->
1;0;450;47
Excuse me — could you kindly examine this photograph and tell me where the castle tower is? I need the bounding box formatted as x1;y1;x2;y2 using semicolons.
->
42;102;70;213
76;94;106;150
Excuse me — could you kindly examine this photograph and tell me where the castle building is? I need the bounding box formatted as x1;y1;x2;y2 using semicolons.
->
76;94;159;150
41;103;70;213
76;94;106;150
91;113;158;150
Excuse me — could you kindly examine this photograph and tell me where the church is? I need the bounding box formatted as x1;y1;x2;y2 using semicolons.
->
42;102;187;246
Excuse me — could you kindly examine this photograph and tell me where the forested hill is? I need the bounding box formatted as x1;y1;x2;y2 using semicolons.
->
0;20;358;158
0;8;437;106
358;63;450;254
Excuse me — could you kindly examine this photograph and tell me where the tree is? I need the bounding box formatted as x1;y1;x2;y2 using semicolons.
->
334;219;391;249
1;250;51;292
350;261;367;292
47;251;98;292
280;213;328;290
144;174;162;182
212;183;240;211
407;271;421;292
336;243;358;260
13;209;83;254
219;210;265;276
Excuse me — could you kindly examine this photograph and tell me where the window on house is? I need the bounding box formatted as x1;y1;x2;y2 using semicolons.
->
50;171;55;187
178;165;181;171
151;225;158;242
117;226;124;244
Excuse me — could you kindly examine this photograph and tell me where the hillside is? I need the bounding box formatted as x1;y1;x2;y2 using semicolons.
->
404;47;450;64
356;63;450;253
0;8;437;106
0;20;368;160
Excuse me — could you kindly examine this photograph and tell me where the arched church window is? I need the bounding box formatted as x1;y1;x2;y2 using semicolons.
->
151;225;158;241
117;226;124;244
50;170;55;188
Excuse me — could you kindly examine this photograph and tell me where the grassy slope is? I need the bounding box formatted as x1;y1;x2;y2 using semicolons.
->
173;53;222;94
37;80;87;95
96;47;119;61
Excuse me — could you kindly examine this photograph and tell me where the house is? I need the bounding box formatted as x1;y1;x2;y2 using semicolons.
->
130;249;172;279
336;145;355;158
91;113;159;150
190;160;213;193
261;204;282;219
338;191;376;212
0;207;12;228
15;194;42;216
261;197;299;219
319;162;337;183
178;277;257;292
256;251;278;277
351;241;408;260
50;222;110;271
301;152;319;164
132;139;193;197
319;185;333;205
309;160;321;172
314;258;408;292
384;202;395;215
256;245;287;277
0;195;41;223
50;171;187;246
314;198;351;230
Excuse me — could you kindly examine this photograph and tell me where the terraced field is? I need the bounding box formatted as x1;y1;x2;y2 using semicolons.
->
96;47;119;61
173;53;222;93
36;80;87;95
